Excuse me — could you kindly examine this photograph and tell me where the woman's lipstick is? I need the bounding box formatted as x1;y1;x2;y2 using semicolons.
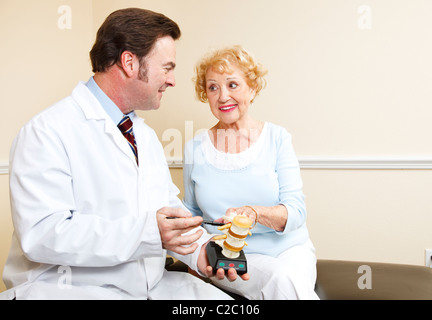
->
219;104;237;112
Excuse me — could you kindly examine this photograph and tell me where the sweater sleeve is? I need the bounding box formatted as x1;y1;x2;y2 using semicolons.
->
182;139;204;217
275;128;307;234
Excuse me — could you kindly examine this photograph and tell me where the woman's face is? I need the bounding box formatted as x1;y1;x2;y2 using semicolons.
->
205;64;256;127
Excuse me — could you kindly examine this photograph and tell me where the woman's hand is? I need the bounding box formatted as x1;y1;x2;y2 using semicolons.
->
225;205;288;232
225;206;258;225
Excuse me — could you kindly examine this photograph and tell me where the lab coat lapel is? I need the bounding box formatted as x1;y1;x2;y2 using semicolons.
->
71;82;139;167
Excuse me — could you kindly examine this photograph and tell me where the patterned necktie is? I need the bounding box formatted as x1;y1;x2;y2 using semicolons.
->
118;115;139;165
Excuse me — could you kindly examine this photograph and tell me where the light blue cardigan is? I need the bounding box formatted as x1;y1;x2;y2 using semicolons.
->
183;122;311;257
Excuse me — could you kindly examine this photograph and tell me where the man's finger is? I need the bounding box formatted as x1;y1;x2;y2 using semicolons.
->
171;228;204;247
166;216;203;231
161;207;192;219
169;243;199;255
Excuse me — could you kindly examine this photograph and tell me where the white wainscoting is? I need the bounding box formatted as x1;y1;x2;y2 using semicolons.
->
1;157;432;175
167;157;432;169
297;157;432;169
0;163;8;175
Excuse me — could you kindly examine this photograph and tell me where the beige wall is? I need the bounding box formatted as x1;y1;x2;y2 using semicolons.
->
1;0;432;292
123;0;432;158
301;169;432;265
0;1;94;162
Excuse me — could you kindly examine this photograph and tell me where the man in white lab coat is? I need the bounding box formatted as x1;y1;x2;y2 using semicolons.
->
1;8;247;300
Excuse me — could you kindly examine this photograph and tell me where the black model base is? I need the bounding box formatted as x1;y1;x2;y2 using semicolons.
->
206;241;247;275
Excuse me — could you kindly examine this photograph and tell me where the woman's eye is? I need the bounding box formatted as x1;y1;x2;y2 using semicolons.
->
208;85;217;91
229;82;238;89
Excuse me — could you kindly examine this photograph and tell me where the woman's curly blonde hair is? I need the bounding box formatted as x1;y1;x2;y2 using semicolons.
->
194;45;268;103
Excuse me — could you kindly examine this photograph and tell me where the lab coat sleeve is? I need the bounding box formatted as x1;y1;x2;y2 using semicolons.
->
9;120;163;268
167;175;211;275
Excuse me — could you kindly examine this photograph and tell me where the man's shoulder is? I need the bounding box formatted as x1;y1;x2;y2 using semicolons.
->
26;96;80;128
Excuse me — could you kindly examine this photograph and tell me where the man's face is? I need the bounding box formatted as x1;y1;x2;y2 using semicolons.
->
130;36;177;111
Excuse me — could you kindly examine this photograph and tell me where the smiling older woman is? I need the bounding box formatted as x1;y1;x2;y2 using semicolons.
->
183;45;319;300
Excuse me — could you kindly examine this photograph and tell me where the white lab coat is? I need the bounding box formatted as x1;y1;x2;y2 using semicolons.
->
1;82;218;300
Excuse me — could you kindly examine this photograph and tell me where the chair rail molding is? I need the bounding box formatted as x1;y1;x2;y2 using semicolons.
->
167;157;432;170
0;162;8;175
1;157;432;175
297;157;432;169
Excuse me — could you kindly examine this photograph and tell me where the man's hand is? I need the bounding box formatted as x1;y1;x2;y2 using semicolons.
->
197;241;250;282
156;207;204;255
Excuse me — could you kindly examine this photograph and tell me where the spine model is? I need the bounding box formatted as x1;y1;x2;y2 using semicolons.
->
213;215;253;258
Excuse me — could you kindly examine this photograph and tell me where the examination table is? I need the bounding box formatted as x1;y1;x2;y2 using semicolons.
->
165;258;432;300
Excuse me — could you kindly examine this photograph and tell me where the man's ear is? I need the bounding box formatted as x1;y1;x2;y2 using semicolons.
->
120;51;139;77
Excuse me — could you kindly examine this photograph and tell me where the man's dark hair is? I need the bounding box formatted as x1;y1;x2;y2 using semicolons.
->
90;8;181;73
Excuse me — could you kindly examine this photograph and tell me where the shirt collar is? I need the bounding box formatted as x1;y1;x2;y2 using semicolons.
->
85;76;135;125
